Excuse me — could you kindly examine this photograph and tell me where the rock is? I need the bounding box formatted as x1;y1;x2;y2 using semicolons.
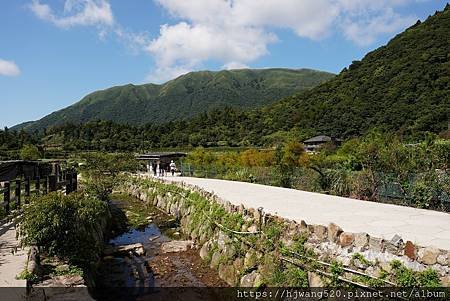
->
440;275;450;287
240;271;260;287
404;241;416;260
247;224;258;233
338;256;351;267
313;225;328;241
390;234;403;247
437;253;449;266
299;220;308;230
223;244;236;259
149;235;160;241
217;232;230;251
418;247;440;265
218;264;237;286
308;272;324;287
244;250;258;269
328;223;343;243
379;260;392;273
233;258;244;271
200;242;210;260
385;242;399;255
104;243;145;256
354;233;369;250
210;252;221;269
339;232;355;247
161;240;193;253
369;237;384;252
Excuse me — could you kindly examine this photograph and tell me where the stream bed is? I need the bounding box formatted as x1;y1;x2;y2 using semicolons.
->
92;194;227;300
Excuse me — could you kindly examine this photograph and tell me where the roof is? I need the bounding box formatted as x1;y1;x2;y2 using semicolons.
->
304;135;332;143
136;152;187;160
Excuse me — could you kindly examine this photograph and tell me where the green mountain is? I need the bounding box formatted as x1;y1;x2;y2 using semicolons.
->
263;5;450;138
13;68;334;132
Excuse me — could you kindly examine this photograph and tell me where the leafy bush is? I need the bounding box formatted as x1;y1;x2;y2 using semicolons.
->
80;152;139;201
21;192;110;269
19;144;41;160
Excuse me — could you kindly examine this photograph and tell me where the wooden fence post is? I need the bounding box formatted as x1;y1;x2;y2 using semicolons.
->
48;175;57;192
72;171;78;192
15;179;21;209
35;176;40;195
25;177;30;204
42;177;48;195
66;171;73;194
4;182;10;214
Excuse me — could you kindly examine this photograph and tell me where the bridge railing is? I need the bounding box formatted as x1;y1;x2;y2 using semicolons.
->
0;169;78;216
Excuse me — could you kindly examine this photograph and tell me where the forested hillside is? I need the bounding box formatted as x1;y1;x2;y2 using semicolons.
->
266;5;449;138
13;68;333;132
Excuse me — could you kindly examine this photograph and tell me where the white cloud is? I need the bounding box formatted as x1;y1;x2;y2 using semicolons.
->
0;59;21;77
147;0;420;82
29;0;114;28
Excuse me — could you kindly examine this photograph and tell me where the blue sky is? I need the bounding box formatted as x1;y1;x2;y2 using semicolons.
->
0;0;447;128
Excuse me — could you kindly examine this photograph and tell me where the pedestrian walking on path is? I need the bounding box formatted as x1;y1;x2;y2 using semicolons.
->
170;160;176;176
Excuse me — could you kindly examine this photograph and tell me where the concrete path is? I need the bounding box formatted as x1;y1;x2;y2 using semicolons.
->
0;220;28;288
164;177;450;250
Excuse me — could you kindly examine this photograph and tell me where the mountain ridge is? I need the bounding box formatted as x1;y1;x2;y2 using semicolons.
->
12;68;334;132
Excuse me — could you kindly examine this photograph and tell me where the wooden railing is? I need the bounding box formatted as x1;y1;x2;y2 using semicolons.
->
0;169;78;215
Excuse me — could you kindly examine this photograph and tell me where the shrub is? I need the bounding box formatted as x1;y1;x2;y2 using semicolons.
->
21;192;110;269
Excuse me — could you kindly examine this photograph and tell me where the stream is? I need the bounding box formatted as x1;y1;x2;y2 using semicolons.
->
91;195;227;300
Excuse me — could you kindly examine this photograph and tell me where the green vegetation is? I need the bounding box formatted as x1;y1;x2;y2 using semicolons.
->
14;68;333;133
19;144;41;160
182;132;450;210
20;192;110;270
390;260;441;287
79;152;139;201
0;127;39;160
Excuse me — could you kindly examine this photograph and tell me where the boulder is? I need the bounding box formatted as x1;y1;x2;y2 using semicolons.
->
233;258;244;271
313;225;328;241
247;224;258;233
368;237;384;252
199;242;211;260
354;233;369;250
210;252;221;269
104;243;146;256
161;240;193;253
217;232;231;251
404;241;416;260
308;272;324;287
418;247;440;265
328;223;343;243
223;244;236;259
339;232;354;247
240;271;260;287
218;264;237;286
437;252;449;266
244;250;258;270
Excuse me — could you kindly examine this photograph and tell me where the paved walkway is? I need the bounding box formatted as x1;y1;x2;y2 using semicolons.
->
164;177;450;250
0;220;28;288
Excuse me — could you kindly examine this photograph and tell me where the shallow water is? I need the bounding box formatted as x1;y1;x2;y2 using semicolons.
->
110;223;170;247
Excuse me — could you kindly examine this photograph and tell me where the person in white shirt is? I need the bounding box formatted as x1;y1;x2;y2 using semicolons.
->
170;160;176;176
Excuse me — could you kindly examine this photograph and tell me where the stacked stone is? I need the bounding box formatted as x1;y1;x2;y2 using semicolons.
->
126;177;450;287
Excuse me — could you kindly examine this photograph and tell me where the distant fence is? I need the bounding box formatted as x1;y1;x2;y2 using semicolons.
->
0;168;78;216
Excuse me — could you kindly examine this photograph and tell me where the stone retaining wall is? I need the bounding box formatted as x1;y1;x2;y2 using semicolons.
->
126;177;450;287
